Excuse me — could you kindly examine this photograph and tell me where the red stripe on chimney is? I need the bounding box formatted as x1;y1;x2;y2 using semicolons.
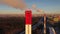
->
25;9;32;24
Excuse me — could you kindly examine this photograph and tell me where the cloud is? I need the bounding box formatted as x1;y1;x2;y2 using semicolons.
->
32;4;36;9
37;9;41;12
1;0;27;10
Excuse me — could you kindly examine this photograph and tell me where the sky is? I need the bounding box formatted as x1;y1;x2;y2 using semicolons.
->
0;0;60;14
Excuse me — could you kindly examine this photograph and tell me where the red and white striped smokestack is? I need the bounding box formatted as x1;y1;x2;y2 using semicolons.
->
25;9;32;34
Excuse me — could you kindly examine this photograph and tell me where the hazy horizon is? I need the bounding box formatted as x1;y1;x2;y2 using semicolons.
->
0;0;60;14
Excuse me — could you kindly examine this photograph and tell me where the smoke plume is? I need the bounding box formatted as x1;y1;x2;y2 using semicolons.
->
1;0;27;10
32;4;36;9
